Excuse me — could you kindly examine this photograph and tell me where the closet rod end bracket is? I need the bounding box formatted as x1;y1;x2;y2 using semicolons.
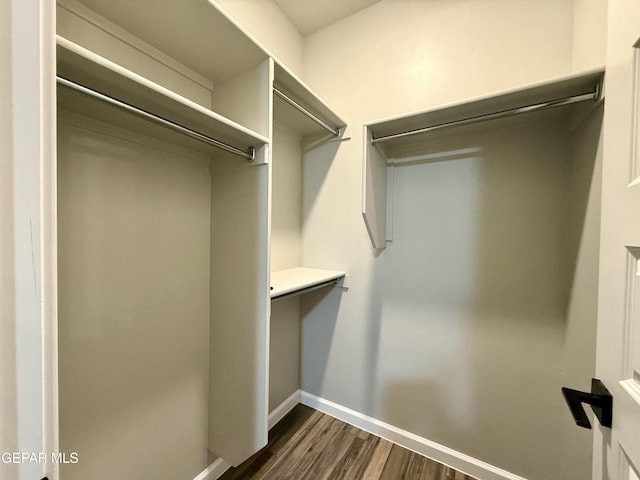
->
594;80;602;102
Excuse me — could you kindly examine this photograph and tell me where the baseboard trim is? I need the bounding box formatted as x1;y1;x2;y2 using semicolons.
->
268;390;302;429
197;391;526;480
193;458;231;480
299;391;528;480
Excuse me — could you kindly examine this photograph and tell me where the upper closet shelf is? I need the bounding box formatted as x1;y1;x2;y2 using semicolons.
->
273;63;347;147
270;268;347;300
366;67;604;160
361;67;605;250
57;37;268;160
59;0;268;84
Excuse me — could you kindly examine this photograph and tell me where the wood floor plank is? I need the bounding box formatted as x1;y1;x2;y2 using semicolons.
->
444;466;475;480
268;404;318;448
263;413;341;478
334;434;383;480
262;412;337;479
379;444;413;479
421;456;448;480
361;437;394;480
325;435;366;480
219;405;321;480
218;404;478;480
284;416;358;480
404;451;428;479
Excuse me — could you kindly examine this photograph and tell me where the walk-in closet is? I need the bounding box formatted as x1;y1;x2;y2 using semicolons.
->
8;1;640;480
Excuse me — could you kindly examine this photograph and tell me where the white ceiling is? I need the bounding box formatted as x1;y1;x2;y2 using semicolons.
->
273;0;382;36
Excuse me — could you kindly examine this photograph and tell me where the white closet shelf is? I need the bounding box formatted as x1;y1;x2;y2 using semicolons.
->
60;0;268;82
366;67;605;159
57;37;268;158
362;67;605;249
270;267;347;300
273;63;347;144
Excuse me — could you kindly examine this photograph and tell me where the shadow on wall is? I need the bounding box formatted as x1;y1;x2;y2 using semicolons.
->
361;264;384;414
303;140;342;223
57;115;212;480
376;104;602;480
300;284;346;393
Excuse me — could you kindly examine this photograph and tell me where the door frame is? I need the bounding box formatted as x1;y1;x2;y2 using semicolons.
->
2;0;58;479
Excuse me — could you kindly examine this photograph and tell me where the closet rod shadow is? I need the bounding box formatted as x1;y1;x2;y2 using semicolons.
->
273;85;340;137
371;85;600;145
56;76;256;161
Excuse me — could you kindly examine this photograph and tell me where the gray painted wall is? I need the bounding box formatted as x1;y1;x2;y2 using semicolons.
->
299;2;605;479
58;111;211;480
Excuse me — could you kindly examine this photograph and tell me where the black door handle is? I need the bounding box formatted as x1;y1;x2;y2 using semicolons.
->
562;378;612;429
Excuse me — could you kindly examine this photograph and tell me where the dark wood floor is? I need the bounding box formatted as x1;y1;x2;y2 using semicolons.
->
219;404;476;480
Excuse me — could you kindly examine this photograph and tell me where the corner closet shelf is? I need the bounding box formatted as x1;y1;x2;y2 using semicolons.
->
362;67;605;249
273;63;347;145
270;268;347;300
57;36;268;158
367;67;604;159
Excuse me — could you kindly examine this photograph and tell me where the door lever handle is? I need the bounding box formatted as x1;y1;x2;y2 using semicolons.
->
562;378;612;429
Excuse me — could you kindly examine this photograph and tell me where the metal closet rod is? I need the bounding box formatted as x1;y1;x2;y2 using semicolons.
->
271;278;339;302
273;85;340;137
56;76;256;162
371;83;601;145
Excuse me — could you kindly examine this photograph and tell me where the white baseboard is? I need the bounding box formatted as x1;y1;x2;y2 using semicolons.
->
193;458;231;480
198;390;526;480
299;391;529;480
268;390;302;429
